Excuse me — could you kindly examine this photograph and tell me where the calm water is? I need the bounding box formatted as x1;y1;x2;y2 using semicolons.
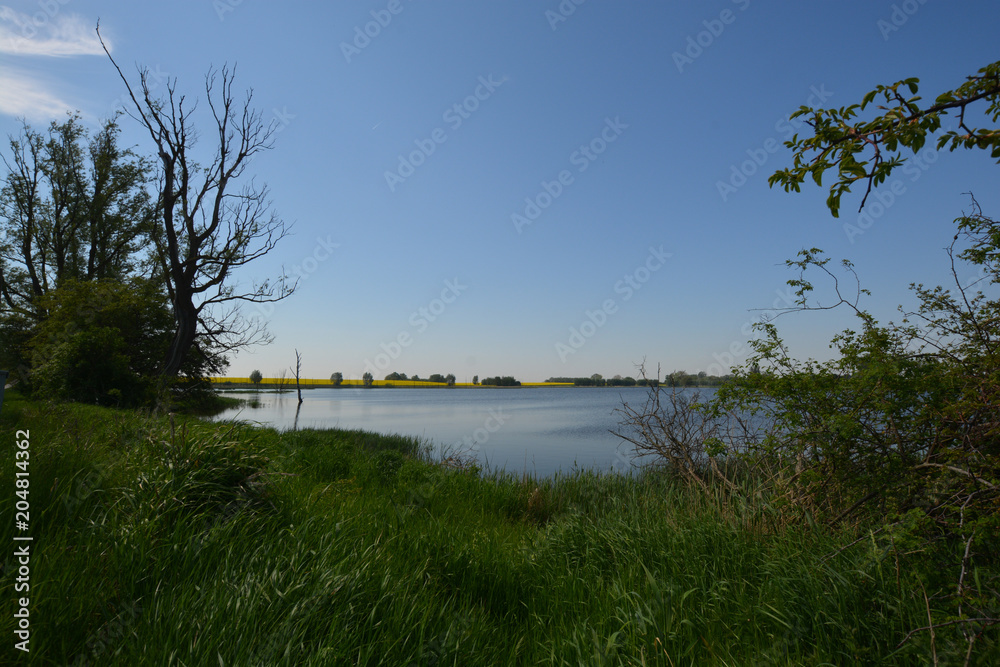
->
211;387;714;477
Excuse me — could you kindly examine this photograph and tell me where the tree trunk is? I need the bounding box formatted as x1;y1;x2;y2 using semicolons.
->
162;296;197;378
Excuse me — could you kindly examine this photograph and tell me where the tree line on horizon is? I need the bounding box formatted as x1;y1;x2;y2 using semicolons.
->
545;371;730;387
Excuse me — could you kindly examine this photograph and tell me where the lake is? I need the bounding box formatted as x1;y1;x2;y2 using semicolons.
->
211;386;715;477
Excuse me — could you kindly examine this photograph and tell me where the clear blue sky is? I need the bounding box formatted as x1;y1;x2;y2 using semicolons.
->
2;0;997;382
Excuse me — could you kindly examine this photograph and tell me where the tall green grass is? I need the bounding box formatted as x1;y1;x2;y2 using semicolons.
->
0;393;985;665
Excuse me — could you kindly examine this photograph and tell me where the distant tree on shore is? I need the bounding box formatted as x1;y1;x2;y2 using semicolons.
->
249;370;263;389
362;372;373;387
384;372;407;381
445;373;456;386
480;376;520;387
330;372;343;386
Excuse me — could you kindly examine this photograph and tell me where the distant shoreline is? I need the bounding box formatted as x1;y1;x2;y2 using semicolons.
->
209;380;726;390
210;379;574;390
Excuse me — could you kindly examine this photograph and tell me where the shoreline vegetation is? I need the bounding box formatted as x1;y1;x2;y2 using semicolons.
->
0;391;973;664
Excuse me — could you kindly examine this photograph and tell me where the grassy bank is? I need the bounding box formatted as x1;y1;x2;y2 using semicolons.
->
0;393;970;665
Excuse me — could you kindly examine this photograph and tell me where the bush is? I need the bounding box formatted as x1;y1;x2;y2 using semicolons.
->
29;278;173;406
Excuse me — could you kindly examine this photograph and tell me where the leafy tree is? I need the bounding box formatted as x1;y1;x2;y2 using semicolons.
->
329;371;342;386
0;114;155;320
28;278;173;405
0;115;157;387
480;375;520;387
100;30;295;383
249;369;262;389
445;373;456;386
362;371;373;387
472;375;478;385
428;373;445;383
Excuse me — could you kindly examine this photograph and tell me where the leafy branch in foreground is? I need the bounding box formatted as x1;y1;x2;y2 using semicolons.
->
623;58;1000;660
768;60;1000;217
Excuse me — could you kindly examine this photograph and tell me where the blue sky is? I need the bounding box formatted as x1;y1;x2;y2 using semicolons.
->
1;0;997;382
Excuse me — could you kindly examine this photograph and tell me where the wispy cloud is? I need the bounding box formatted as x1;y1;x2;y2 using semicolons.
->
0;8;109;121
0;68;75;121
0;7;107;57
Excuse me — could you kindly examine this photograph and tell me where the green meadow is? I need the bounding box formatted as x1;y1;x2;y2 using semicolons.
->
0;392;982;665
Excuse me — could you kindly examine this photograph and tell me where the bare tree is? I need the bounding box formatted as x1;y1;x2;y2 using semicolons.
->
293;348;303;405
98;26;295;381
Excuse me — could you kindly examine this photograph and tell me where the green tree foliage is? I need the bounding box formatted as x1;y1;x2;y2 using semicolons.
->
480;376;520;387
0;115;162;395
362;372;373;387
329;371;342;386
28;278;173;405
670;60;1000;656
249;369;262;388
0;114;155;322
769;60;1000;217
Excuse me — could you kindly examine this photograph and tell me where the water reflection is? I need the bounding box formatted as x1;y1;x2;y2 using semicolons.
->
211;387;707;477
